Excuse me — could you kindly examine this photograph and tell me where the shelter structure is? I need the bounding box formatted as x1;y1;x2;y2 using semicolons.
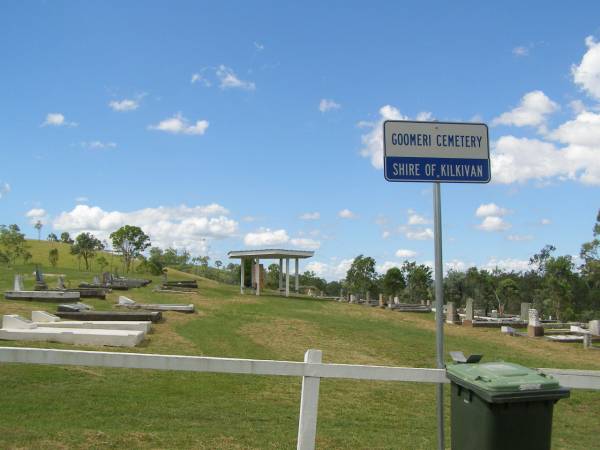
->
227;249;314;297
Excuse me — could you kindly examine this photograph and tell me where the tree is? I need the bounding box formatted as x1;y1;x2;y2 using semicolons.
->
266;263;280;289
543;255;577;321
215;260;223;269
346;255;377;296
0;224;29;265
60;232;74;244
48;248;59;267
444;270;466;306
70;232;104;271
580;209;600;289
382;267;406;297
47;233;58;242
109;225;151;273
34;220;43;240
96;255;109;272
494;278;520;315
402;261;432;303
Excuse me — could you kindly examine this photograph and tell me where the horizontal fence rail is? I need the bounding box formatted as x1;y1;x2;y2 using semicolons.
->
1;346;599;450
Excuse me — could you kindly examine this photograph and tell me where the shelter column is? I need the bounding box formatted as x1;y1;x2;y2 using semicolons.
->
295;258;299;293
255;258;261;296
279;258;283;292
285;258;290;297
240;258;245;295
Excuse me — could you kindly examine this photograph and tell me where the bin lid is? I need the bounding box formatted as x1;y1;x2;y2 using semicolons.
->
446;362;570;403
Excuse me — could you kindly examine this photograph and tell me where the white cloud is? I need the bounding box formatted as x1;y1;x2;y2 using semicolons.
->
475;203;510;217
242;216;259;222
216;65;255;90
300;212;320;220
0;182;10;199
572;36;600;100
81;141;117;150
415;111;434;121
477;216;511;232
541;218;551;225
108;99;139;112
513;46;529;57
382;230;391;239
359;105;406;169
254;42;264;51
507;234;534;241
290;238;320;250
407;209;430;225
149;113;209;136
41;113;76;127
445;259;469;272
483;257;530;273
191;73;211;86
395;249;417;259
338;209;356;219
53;203;236;254
244;228;289;246
359;105;435;169
491;90;558;129
319;99;341;113
377;261;403;273
25;208;48;224
404;227;434;240
75;196;89;203
305;258;353;281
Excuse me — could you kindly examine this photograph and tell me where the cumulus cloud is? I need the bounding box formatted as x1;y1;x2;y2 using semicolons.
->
319;99;341;113
407;209;430;225
482;257;530;273
244;228;289;246
108;99;139;112
149;113;209;135
382;230;391;239
541;218;552;225
572;36;600;100
300;212;320;220
81;141;117;150
0;182;10;199
41;113;76;127
305;258;353;281
359;105;436;169
338;209;356;219
475;203;510;217
395;249;417;259
404;227;434;240
216;65;255;90
75;196;89;203
491;90;558;129
25;208;48;224
53;203;236;254
191;73;211;86
377;261;403;273
290;238;321;250
477;216;511;232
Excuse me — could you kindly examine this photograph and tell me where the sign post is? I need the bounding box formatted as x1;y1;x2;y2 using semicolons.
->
383;120;490;450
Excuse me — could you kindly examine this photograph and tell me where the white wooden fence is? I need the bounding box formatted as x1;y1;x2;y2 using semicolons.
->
0;346;599;449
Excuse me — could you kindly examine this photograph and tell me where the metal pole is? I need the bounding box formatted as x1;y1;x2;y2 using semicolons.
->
433;182;445;450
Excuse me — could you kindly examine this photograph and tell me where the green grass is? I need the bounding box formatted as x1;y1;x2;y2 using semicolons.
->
0;241;598;448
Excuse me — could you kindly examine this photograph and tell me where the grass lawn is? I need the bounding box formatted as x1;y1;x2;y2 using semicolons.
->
0;241;598;449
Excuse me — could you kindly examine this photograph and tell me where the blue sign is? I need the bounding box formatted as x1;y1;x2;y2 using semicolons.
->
383;121;490;183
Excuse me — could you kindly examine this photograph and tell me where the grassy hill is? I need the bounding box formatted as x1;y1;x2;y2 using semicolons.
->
0;242;598;448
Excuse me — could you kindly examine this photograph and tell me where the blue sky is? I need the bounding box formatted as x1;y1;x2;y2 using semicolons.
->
1;1;600;279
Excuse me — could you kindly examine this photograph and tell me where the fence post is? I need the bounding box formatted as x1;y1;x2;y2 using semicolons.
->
297;349;322;450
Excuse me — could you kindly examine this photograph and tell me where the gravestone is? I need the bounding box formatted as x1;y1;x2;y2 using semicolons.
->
426;299;431;307
366;291;371;305
378;294;384;307
446;302;460;324
528;309;544;337
589;320;600;336
14;274;24;292
394;296;399;305
93;275;100;285
34;266;47;291
349;294;356;304
463;298;474;327
520;302;531;322
583;333;592;349
57;276;66;290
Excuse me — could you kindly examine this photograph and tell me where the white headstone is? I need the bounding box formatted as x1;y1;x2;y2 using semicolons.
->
590;320;600;336
14;274;24;292
528;309;541;327
394;296;399;305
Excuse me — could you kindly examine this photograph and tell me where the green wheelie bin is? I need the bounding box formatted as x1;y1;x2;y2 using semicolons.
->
446;358;570;450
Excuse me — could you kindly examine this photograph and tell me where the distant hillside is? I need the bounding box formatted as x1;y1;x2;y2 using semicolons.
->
21;239;120;272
